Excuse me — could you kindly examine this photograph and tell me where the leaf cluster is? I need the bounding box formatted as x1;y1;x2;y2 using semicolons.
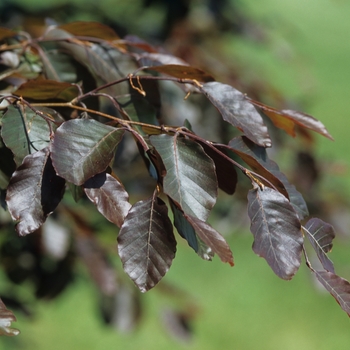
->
0;22;349;333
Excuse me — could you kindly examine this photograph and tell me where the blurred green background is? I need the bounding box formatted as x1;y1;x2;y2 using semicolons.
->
1;0;350;349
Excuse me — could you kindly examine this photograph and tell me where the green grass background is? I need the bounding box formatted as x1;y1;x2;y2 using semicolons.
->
2;0;350;349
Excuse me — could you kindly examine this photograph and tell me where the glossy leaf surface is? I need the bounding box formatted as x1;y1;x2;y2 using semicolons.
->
304;218;335;273
84;172;131;228
150;134;217;221
118;193;176;292
51;119;124;185
6;148;65;236
1;105;60;167
200;82;271;147
247;186;303;280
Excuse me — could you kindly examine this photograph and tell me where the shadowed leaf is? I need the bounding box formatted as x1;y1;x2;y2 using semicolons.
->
304;218;335;273
51;119;124;185
170;200;214;261
6;148;66;236
185;215;234;266
249;99;333;140
247;186;303;280
198;142;237;195
200;82;271;147
150;134;217;221
84;172;131;228
1;105;62;167
0;298;20;336
118;193;176;292
229;136;308;219
315;270;350;316
14;80;79;101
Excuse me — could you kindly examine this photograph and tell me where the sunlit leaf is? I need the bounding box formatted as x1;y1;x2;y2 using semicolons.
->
59;21;121;41
0;298;20;336
185;215;234;266
1;105;62;167
118;192;176;292
249;99;333;140
84;172;131;228
304;218;335;273
6;147;66;236
146;65;215;82
315;270;350;316
137;53;189;67
247;186;303;280
170;200;214;261
150;134;217;221
200;82;271;147
51;119;124;185
229;136;308;219
14;80;79;101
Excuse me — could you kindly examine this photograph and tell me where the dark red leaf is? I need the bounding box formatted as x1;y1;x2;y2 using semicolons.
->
13;80;79;101
229;136;288;198
315;270;350;316
249;99;333;140
200;82;271;147
146;65;215;82
247;186;303;280
304;218;335;273
6;148;66;236
118;192;176;292
58;22;120;41
84;172;131;228
185;215;234;266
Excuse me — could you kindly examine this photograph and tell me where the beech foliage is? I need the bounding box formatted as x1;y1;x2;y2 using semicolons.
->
0;21;348;336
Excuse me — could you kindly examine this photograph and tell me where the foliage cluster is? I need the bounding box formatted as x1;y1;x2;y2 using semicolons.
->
0;21;349;336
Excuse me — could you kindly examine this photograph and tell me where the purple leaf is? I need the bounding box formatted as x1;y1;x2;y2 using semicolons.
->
6;148;65;236
315;270;350;316
51;119;124;185
150;134;217;221
304;218;335;273
247;186;303;280
185;215;234;266
118;192;176;292
200;82;271;147
84;172;131;228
